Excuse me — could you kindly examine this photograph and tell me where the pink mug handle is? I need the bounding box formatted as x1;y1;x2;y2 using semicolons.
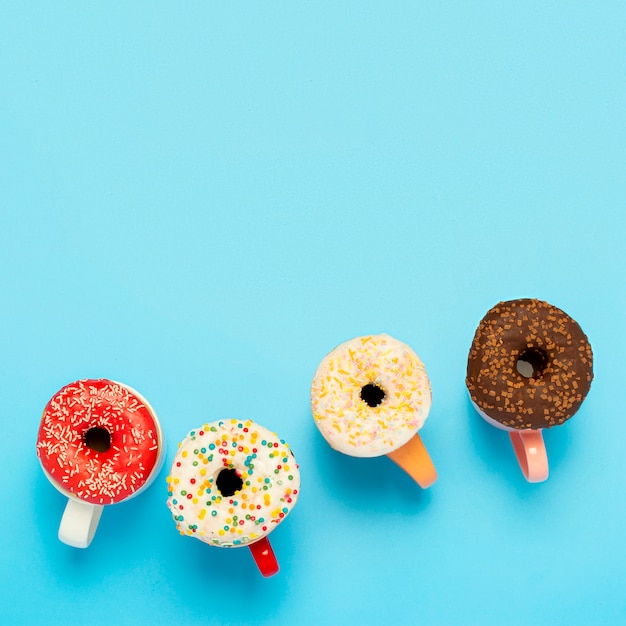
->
509;430;549;483
248;537;279;577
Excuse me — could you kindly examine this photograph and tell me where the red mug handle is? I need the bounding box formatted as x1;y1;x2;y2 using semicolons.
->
509;429;549;483
248;537;279;577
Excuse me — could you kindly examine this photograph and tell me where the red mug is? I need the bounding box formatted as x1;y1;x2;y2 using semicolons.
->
166;419;300;577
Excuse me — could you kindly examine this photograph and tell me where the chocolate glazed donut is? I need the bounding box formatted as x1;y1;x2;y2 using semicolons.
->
466;299;593;430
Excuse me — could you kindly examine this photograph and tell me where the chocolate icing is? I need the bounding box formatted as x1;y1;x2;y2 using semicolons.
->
466;299;593;429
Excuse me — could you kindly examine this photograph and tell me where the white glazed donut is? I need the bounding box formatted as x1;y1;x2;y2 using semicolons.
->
310;334;432;457
166;419;300;547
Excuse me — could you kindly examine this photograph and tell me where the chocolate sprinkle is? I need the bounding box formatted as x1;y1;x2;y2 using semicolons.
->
466;299;593;429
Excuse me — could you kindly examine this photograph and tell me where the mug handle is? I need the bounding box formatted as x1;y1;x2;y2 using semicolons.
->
248;537;279;577
509;430;549;483
387;433;438;488
58;499;104;548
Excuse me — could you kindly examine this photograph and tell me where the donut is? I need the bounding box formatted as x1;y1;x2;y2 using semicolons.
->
310;334;432;457
466;299;593;429
166;419;300;548
36;379;162;505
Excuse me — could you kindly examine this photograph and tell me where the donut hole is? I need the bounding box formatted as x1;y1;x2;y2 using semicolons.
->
84;427;111;453
216;468;243;497
360;383;386;408
516;348;549;379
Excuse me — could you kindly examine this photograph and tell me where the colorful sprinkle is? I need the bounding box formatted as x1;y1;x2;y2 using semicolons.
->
166;419;300;548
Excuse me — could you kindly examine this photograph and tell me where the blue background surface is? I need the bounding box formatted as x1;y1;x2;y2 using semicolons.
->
1;3;625;625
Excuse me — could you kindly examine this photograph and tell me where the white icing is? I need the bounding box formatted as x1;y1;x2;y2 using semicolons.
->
166;419;300;548
310;334;431;457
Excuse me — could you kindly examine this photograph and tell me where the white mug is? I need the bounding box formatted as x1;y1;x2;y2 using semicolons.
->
36;379;165;547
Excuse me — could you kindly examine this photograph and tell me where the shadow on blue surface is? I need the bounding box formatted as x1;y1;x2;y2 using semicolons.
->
464;392;583;495
309;417;434;516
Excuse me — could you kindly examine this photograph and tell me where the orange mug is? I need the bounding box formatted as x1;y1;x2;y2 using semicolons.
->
311;334;437;489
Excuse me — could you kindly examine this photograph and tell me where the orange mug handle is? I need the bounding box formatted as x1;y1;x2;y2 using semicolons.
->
509;430;549;483
387;433;438;488
248;537;279;577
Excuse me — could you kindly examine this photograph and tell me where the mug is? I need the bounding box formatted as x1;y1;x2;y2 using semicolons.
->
471;400;549;482
36;379;165;547
166;419;300;577
466;298;594;483
310;334;437;488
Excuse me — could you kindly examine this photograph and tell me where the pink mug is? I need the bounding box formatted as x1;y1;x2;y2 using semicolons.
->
466;299;593;482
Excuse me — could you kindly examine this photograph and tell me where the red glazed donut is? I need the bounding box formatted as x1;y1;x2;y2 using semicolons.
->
36;379;162;505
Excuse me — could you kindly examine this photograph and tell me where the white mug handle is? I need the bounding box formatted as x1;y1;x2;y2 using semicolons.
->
58;499;104;548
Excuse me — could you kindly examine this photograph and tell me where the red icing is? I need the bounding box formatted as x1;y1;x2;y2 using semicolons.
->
36;379;160;505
